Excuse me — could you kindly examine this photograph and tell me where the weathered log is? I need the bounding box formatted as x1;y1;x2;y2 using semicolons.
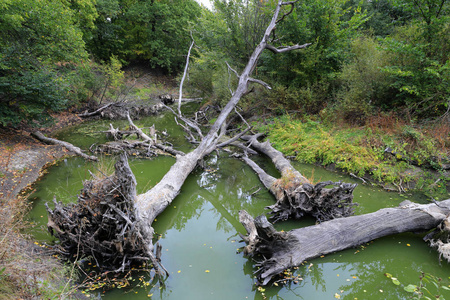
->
32;131;98;161
241;134;357;222
240;199;450;285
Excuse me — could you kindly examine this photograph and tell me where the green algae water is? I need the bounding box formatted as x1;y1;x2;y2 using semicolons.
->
28;111;450;300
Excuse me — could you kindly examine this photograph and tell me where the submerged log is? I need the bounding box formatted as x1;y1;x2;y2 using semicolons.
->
32;131;98;161
241;134;357;222
240;199;450;285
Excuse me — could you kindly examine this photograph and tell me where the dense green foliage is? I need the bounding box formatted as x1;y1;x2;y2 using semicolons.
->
0;0;89;126
0;0;202;127
87;0;201;71
188;0;449;124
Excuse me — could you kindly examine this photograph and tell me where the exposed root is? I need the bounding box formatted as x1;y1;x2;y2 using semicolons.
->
46;154;167;278
268;180;358;223
425;214;450;263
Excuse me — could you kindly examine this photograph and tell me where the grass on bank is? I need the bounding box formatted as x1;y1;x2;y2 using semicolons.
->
258;114;450;199
0;196;79;299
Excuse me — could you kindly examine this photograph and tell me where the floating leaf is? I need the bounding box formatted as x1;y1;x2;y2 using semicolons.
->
205;270;210;273
404;284;417;293
334;293;341;299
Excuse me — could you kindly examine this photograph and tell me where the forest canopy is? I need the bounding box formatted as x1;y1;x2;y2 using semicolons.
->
0;0;448;127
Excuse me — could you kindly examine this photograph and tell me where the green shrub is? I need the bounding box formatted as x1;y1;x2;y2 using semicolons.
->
334;35;393;125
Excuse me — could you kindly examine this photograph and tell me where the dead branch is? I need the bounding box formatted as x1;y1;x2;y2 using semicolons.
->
79;103;114;118
32;131;98;161
266;43;311;54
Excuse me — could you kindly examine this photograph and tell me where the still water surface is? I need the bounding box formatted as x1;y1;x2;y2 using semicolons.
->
28;110;450;299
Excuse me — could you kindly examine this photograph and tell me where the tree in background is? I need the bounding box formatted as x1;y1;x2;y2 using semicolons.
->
0;0;90;127
87;0;202;72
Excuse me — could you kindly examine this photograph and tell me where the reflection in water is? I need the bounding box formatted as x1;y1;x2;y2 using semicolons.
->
27;114;450;300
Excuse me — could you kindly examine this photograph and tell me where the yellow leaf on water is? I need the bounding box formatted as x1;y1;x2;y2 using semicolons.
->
205;270;210;273
177;270;181;273
406;244;411;246
334;293;341;299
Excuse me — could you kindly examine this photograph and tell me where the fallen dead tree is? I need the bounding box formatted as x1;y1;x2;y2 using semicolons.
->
32;131;98;161
46;0;312;281
239;199;450;285
91;119;185;158
241;134;357;222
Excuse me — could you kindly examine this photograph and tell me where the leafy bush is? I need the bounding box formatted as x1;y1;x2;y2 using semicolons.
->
380;21;450;119
333;36;393;124
265;82;330;115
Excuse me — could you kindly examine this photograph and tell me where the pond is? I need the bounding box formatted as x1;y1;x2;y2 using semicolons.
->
28;108;450;299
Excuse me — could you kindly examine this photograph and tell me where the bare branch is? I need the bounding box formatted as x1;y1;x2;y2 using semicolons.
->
248;77;272;90
165;104;204;139
32;131;98;161
234;107;251;128
126;112;154;143
226;61;240;79
215;126;253;149
277;1;298;24
266;43;312;54
79;103;114;118
178;38;195;115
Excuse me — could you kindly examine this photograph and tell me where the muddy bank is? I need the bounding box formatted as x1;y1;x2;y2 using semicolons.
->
0;112;82;201
0;113;86;299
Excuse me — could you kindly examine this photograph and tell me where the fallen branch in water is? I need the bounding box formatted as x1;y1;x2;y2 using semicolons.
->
32;131;98;161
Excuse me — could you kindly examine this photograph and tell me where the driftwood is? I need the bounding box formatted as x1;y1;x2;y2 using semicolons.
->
239;199;450;285
94;119;185;158
32;131;98;161
241;134;357;222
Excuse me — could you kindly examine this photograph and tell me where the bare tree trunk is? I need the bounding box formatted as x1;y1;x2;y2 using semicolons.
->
240;199;450;285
